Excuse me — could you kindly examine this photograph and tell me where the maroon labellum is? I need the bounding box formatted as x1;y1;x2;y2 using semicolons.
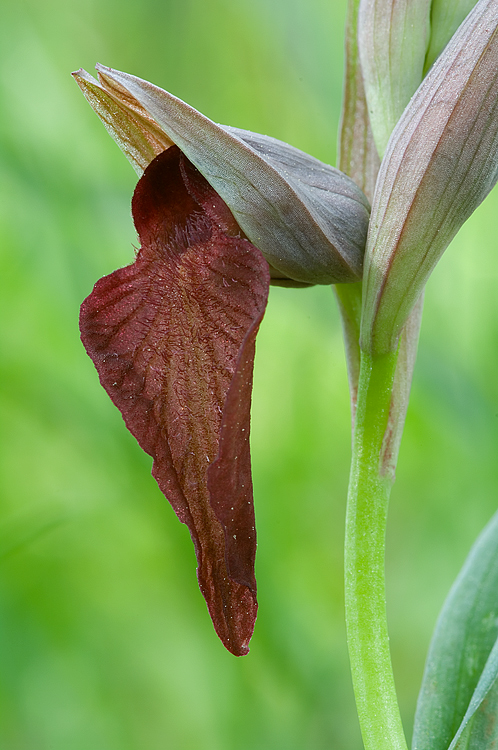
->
80;146;270;655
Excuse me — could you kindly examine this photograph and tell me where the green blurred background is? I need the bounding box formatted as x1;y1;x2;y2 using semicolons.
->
1;0;498;747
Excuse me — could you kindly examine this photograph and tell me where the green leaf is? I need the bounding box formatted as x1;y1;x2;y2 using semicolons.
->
412;511;498;750
450;642;498;749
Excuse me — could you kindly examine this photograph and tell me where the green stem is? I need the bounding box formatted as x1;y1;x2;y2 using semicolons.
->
334;282;362;420
345;348;408;750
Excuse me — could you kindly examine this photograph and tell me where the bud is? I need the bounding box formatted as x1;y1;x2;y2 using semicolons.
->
361;0;498;356
358;0;431;157
424;0;479;72
73;65;370;286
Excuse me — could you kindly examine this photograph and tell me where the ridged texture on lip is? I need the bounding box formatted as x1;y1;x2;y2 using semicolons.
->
80;146;270;656
72;64;370;285
361;0;498;356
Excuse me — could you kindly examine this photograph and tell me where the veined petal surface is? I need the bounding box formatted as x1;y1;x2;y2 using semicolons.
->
80;146;270;655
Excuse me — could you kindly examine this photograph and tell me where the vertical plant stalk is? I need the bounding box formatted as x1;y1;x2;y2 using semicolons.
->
345;349;408;750
336;1;422;747
335;282;363;418
335;0;379;421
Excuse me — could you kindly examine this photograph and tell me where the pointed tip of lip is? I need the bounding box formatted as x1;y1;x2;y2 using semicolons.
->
71;69;85;78
232;642;250;657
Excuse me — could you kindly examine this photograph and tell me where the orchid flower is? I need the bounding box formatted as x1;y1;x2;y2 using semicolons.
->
71;0;498;747
73;65;370;656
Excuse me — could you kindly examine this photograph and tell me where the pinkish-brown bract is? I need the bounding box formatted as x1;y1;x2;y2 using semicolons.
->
80;146;270;655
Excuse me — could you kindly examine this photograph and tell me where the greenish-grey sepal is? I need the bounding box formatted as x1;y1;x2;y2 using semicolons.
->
73;65;370;286
223;127;370;286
